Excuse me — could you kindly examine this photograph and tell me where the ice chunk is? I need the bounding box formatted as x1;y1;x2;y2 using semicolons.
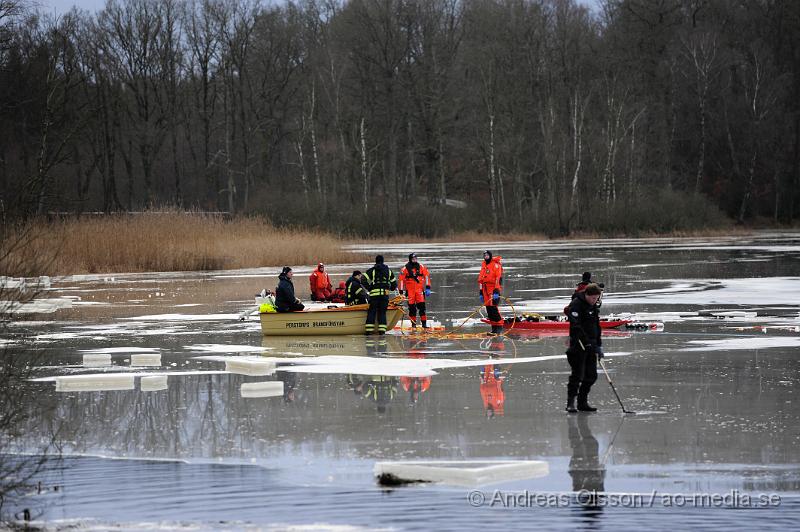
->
241;381;283;398
82;347;160;354
224;358;276;376
374;460;549;487
140;375;168;391
130;353;162;366
83;354;112;367
55;374;135;392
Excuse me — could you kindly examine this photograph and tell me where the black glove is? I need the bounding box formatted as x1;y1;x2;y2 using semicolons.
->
595;345;604;359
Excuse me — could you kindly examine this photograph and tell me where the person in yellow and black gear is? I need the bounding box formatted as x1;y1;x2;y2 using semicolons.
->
362;255;397;335
345;270;369;306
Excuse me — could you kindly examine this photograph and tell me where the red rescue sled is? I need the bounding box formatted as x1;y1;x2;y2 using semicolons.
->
482;318;631;330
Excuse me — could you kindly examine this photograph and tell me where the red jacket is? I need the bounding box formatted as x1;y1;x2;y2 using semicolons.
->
310;268;332;294
478;256;503;288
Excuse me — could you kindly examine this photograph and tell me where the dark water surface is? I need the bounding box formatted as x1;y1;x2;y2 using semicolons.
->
3;233;800;530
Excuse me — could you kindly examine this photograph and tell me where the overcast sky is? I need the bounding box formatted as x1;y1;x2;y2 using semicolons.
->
36;0;104;15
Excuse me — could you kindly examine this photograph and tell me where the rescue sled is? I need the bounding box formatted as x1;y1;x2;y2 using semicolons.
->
481;317;663;332
260;303;404;336
482;317;631;330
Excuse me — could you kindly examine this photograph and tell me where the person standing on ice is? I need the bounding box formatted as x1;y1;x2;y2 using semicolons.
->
565;284;603;413
399;252;432;330
362;255;397;335
478;250;504;335
309;263;333;302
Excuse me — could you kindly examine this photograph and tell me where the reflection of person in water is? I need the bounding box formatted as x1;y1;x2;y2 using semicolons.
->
568;414;606;510
365;337;389;357
400;339;432;404
479;335;508;418
480;363;506;417
364;375;398;414
347;373;398;413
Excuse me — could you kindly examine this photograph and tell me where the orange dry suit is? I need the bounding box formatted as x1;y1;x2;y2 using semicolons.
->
330;281;346;303
478;253;503;326
400;257;431;328
309;263;333;301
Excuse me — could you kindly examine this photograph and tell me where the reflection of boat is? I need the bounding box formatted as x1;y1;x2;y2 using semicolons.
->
260;334;403;356
260;305;403;336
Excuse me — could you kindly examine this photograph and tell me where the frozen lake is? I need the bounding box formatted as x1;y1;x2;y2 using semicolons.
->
2;232;800;529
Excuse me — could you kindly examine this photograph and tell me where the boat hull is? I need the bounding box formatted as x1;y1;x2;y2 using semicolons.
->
260;306;404;336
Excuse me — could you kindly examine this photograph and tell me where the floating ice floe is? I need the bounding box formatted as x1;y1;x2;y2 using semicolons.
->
122;313;240;321
198;352;632;378
185;344;272;353
56;373;135;392
226;358;276;376
241;381;283;398
81;347;161;354
140;375;168;391
680;336;800;352
34;370;231;393
374;460;549;487
83;354;112;367
5;297;73;314
130;354;162;366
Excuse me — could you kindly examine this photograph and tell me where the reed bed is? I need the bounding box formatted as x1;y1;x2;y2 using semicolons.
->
3;213;365;276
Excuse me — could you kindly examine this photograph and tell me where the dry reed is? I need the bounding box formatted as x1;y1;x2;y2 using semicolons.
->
4;213;366;276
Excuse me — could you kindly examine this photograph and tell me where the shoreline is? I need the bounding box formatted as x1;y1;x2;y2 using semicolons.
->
3;213;797;277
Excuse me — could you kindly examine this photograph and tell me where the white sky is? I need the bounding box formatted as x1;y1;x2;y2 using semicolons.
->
36;0;105;15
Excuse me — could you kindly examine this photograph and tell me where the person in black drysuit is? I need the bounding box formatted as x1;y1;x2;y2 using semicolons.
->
565;283;603;413
345;270;369;306
275;266;305;312
362;255;397;335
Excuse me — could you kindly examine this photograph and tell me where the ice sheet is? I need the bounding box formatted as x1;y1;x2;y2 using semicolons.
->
681;336;800;351
195;352;633;377
185;344;272;353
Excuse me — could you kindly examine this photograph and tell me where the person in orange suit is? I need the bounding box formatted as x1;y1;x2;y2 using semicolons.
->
399;253;432;329
309;263;333;301
478;250;504;335
480;363;506;418
330;281;346;303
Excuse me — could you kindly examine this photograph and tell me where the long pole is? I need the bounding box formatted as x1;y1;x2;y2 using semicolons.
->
598;357;636;415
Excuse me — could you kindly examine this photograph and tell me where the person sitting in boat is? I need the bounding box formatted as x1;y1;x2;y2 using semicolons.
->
275;266;305;312
309;263;333;302
345;270;369;306
330;281;346;304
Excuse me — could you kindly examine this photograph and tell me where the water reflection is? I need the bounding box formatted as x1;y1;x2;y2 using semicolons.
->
400;338;432;404
568;414;606;522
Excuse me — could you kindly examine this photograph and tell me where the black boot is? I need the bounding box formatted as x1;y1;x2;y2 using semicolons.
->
577;394;597;412
566;395;577;414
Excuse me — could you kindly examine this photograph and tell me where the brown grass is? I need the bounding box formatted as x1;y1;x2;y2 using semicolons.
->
4;212;366;276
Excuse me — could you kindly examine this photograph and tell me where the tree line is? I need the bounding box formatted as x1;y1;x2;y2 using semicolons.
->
2;0;800;236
